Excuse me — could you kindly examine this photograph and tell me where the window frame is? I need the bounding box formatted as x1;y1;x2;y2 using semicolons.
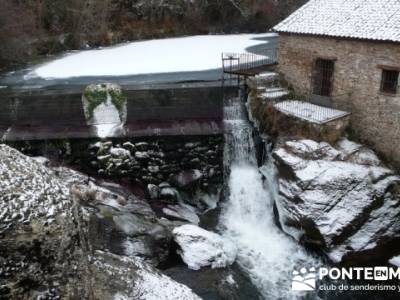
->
379;66;399;95
312;58;336;97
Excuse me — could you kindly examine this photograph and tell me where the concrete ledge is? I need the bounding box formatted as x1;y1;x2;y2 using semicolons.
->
1;120;223;141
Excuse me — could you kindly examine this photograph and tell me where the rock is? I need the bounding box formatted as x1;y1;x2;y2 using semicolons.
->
159;182;171;188
171;169;203;188
109;147;131;159
162;204;200;225
0;145;196;299
71;182;99;204
135;151;150;160
189;158;201;165
116;195;127;206
273;139;400;264
185;142;200;149
173;225;237;270
98;154;111;162
148;165;160;173
160;186;180;202
389;255;400;267
337;138;381;166
0;145;74;231
122;141;136;152
147;184;160;200
91;251;200;300
32;156;51;166
135;142;149;151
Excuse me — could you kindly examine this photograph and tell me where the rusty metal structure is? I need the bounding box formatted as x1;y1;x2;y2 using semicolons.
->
221;49;277;85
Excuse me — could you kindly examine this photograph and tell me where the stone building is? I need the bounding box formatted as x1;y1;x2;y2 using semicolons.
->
273;0;400;169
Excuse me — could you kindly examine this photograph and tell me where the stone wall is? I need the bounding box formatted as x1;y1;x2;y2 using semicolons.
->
247;77;350;145
9;136;223;193
277;34;400;169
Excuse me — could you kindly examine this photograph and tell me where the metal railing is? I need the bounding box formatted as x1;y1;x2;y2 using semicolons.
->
222;49;277;76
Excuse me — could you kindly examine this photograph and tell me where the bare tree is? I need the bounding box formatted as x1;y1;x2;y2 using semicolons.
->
0;0;41;68
67;0;114;48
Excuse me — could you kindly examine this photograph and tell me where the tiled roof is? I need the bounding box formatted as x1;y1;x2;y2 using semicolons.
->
274;0;400;43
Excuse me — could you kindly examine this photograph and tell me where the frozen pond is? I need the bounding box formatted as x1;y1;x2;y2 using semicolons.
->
0;33;277;90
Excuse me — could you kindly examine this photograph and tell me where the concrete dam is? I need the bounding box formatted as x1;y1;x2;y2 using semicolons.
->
0;82;236;141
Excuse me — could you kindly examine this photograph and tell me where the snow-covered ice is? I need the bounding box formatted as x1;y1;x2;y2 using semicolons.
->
274;100;350;124
30;34;276;79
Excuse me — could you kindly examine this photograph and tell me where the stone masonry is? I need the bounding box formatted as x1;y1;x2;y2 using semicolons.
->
277;33;400;169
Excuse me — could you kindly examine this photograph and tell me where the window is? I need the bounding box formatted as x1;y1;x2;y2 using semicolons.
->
380;69;399;94
313;59;335;97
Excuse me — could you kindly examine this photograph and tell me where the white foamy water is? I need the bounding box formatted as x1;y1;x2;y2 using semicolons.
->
91;94;123;138
221;97;318;299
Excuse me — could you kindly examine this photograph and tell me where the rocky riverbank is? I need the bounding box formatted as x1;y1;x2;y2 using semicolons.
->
0;142;259;299
0;144;206;299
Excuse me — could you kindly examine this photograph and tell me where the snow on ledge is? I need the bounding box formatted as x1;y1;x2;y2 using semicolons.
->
274;100;350;125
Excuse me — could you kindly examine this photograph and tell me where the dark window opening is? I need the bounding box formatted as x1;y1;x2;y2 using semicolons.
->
313;59;335;97
380;69;399;94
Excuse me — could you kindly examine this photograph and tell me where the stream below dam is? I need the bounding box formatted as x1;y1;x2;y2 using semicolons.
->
3;91;399;300
221;96;319;299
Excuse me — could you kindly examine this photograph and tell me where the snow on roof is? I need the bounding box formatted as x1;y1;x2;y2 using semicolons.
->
274;0;400;43
274;100;350;124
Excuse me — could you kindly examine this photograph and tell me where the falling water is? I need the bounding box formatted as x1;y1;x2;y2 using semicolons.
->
91;94;123;138
221;96;318;299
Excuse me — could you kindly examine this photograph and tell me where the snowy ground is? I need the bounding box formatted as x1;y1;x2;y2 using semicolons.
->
28;34;276;79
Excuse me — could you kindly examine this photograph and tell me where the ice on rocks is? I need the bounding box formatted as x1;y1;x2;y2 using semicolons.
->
173;224;237;270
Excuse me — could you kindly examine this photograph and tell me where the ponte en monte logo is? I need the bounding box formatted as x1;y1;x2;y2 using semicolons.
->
292;267;317;291
291;266;400;292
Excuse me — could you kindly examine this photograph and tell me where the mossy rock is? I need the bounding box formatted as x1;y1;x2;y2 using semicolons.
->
82;83;127;121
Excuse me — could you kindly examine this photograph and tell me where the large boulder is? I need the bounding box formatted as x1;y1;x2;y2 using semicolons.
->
0;144;198;299
173;225;237;270
90;251;200;300
272;139;400;264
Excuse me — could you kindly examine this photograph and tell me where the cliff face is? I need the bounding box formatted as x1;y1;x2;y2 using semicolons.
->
272;139;400;265
0;0;306;70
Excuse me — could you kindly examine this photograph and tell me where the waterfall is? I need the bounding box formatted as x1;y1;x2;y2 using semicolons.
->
221;96;318;299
